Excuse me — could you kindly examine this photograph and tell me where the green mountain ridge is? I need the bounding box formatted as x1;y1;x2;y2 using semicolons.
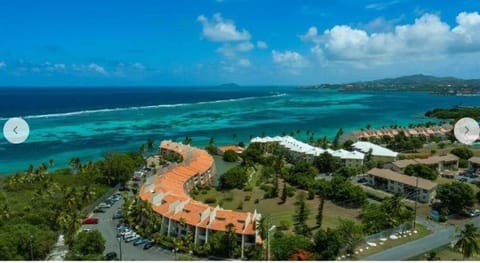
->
306;74;480;93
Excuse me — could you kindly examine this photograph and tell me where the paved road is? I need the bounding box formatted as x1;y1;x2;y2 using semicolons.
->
82;193;175;260
366;216;480;260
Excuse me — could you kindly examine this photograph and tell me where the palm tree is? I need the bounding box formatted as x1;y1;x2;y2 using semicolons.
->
27;164;34;174
454;224;480;259
48;159;55;167
183;136;192;145
139;144;146;154
147;138;155;151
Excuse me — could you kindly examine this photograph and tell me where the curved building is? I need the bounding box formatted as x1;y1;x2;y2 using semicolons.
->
139;140;261;250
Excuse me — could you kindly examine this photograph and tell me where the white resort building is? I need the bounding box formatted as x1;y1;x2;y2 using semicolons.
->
250;136;365;167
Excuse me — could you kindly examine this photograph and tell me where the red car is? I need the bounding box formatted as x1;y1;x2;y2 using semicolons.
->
82;218;99;224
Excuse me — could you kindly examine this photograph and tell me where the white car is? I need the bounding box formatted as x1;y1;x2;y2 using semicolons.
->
97;203;112;209
125;235;141;243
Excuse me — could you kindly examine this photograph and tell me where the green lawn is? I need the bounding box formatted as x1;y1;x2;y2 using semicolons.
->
191;180;361;232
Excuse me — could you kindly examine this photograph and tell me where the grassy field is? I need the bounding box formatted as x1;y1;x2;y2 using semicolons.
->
355;224;430;259
191;179;361;231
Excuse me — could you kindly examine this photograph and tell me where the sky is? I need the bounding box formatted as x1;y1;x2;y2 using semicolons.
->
0;0;480;86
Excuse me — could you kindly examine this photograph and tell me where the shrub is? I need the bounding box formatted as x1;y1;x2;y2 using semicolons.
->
223;192;234;202
201;189;208;195
243;185;253;192
307;190;315;200
223;150;239;162
459;159;469;168
204;197;216;204
278;220;292;231
219;166;248;189
287;186;296;197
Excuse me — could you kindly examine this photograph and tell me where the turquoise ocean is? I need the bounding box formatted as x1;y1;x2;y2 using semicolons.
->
0;86;479;175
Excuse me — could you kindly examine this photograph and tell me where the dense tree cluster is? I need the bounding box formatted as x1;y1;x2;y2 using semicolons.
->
66;230;105;260
435;181;475;214
219;166;248;189
404;164;439;180
0;151;143;260
222;150;239;162
361;193;414;234
425;107;480;120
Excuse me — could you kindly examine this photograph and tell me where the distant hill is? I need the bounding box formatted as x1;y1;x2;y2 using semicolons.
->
218;83;240;88
305;74;480;94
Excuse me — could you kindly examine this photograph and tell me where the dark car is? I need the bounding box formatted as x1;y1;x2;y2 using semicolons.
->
358;178;368;184
459;177;468;182
105;252;118;260
143;242;154;250
93;208;106;213
133;238;148;246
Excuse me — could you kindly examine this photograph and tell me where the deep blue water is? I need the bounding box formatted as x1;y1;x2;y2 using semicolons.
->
0;86;479;175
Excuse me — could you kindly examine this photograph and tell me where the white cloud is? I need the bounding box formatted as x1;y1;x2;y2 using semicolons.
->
87;63;107;74
237;58;251;67
217;41;254;58
365;0;400;11
256;41;268;49
452;11;480;52
272;50;308;74
72;63;107;75
0;61;6;69
132;62;145;71
301;12;480;67
197;13;251;42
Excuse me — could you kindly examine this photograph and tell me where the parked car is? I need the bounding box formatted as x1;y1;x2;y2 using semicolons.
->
143;242;153;250
105;252;118;260
82;218;99;225
459;177;468;182
97;203;112;209
93;208;106;213
125;235;141;243
467;209;480;217
358;178;368;184
133;238;148;246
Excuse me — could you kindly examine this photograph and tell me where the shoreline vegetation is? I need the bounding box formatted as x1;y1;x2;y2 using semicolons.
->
302;74;480;95
0;149;145;260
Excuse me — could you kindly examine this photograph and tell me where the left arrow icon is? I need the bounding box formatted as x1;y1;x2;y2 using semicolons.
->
13;126;18;134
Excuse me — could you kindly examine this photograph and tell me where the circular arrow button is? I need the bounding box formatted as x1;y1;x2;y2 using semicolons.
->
454;117;479;145
3;117;30;144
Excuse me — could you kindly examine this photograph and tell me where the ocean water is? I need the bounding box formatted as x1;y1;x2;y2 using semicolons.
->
0;86;479;175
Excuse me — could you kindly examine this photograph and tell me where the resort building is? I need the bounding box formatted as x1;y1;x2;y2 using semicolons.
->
250;136;365;167
388;154;459;173
367;168;438;203
348;124;453;141
139;141;261;253
352;141;399;162
469;157;480;173
218;145;245;154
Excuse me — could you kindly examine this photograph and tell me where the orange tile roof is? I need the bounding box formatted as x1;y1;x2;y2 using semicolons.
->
219;145;244;153
139;140;258;238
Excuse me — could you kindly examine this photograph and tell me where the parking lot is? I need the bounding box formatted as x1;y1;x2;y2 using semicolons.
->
81;192;175;260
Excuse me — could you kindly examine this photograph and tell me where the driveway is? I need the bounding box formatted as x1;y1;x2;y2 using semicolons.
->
81;193;176;260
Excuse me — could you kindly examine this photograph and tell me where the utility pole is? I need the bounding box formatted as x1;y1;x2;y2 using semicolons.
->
29;235;33;260
117;237;122;260
413;175;419;229
267;217;276;261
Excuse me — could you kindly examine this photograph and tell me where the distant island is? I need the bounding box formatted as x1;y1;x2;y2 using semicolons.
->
304;74;480;95
218;83;240;88
425;107;480;120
